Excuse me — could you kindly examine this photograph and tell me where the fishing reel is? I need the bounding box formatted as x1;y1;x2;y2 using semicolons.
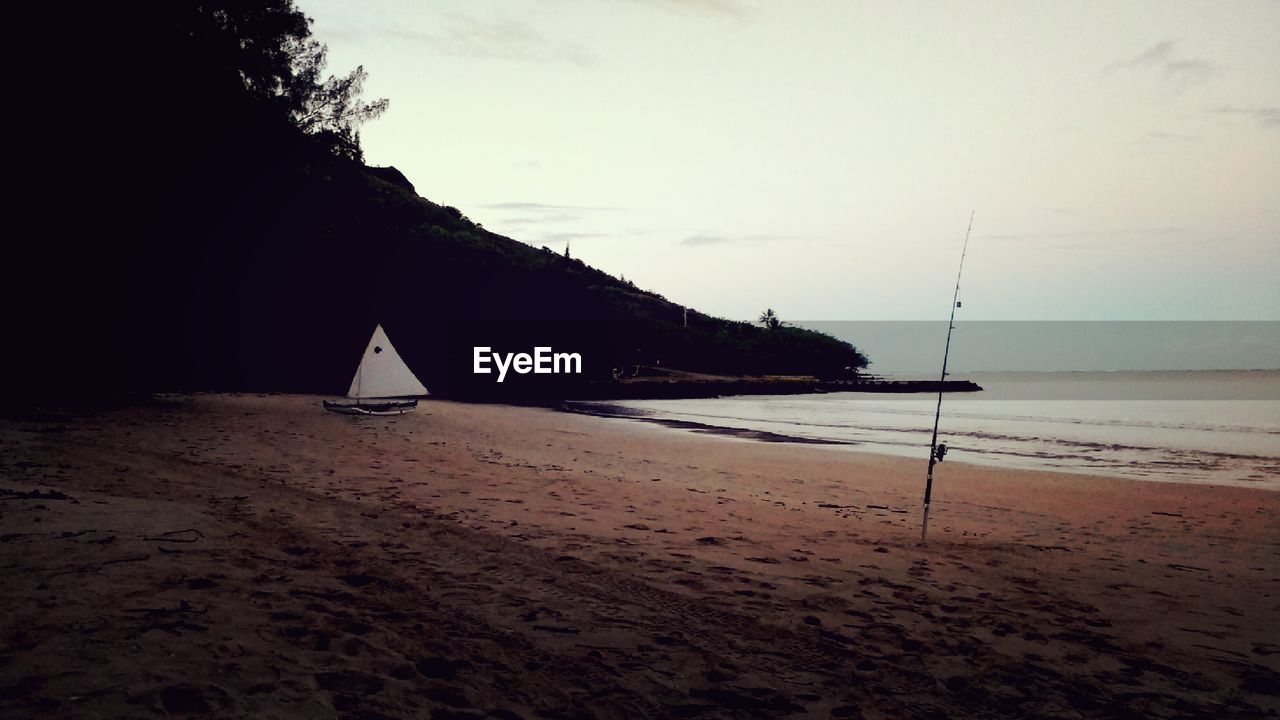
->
933;443;949;463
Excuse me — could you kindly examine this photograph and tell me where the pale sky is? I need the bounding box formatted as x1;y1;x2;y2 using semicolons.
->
299;0;1280;321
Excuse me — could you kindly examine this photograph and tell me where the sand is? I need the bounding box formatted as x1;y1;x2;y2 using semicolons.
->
1;394;1277;719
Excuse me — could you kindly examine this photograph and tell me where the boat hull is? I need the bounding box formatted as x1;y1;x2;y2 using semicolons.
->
322;399;418;416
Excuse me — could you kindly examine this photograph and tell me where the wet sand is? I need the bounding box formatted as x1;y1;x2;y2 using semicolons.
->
1;394;1277;718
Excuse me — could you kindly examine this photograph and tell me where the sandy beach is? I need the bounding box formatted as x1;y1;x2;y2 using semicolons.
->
1;394;1277;719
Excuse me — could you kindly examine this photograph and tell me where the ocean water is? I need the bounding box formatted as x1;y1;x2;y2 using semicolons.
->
577;371;1280;489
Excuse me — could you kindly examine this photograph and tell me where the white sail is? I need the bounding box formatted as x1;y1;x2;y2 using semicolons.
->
347;324;429;399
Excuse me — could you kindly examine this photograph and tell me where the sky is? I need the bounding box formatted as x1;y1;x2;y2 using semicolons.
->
797;321;1280;372
298;0;1280;322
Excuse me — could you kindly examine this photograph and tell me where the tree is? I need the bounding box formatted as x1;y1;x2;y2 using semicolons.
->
183;1;388;161
758;308;781;330
281;38;389;160
181;1;312;104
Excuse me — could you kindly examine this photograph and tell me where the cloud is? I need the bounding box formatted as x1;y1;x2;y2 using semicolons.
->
617;0;751;17
473;202;619;232
542;232;607;243
1212;105;1280;129
680;233;777;247
381;15;594;66
1144;130;1200;142
681;234;730;246
479;202;617;212
980;226;1184;242
984;227;1193;253
511;160;543;171
492;214;582;226
1103;40;1216;91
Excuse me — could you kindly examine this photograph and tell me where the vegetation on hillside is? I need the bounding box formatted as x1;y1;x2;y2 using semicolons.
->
9;1;867;404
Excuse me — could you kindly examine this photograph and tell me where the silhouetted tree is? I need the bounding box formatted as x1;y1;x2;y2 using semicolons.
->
282;38;388;160
758;308;781;330
184;0;387;160
175;2;310;108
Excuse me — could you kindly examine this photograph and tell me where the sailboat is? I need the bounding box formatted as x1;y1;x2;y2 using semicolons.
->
323;324;428;415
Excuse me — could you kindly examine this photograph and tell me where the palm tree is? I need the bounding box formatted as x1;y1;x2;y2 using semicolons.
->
758;308;780;330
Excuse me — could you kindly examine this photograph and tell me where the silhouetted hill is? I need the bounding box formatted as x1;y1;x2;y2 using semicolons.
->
8;3;866;405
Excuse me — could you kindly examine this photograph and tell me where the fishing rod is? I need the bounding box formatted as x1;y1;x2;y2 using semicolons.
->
920;210;974;546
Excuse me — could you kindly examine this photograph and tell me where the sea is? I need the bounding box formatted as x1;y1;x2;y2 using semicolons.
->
574;371;1280;490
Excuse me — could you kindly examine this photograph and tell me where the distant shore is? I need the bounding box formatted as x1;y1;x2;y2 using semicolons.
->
591;379;984;400
442;368;983;404
1;394;1276;718
571;368;982;401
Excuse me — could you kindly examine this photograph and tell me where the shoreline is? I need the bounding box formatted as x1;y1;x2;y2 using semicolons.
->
566;394;1280;492
2;393;1277;718
563;401;857;446
436;374;984;404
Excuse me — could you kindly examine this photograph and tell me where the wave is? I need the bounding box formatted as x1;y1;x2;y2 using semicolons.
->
568;396;1280;489
590;398;1279;438
565;403;856;446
